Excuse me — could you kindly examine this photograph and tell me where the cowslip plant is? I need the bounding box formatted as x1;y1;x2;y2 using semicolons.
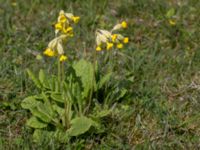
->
21;10;129;144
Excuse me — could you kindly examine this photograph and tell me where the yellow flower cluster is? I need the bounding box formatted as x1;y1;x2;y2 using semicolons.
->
43;10;80;62
54;10;80;36
95;21;129;51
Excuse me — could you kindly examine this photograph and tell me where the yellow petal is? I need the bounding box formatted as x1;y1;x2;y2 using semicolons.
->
55;22;63;30
111;34;118;42
96;46;102;51
63;26;73;34
106;42;113;50
59;55;68;62
117;43;123;49
43;48;55;57
121;21;127;28
72;16;80;23
123;37;129;44
59;14;67;23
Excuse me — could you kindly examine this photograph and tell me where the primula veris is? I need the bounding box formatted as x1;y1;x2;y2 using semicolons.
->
117;43;123;49
111;34;118;42
123;37;129;44
106;42;113;50
43;48;55;57
121;21;127;28
63;27;73;34
59;14;67;23
59;55;68;62
72;16;80;23
55;22;63;30
96;46;102;51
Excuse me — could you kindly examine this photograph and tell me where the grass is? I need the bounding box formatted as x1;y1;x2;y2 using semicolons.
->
0;0;200;149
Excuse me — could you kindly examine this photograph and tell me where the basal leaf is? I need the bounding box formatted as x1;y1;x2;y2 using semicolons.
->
54;129;69;143
21;96;40;110
68;116;94;136
26;116;47;129
73;59;94;98
39;69;50;89
97;72;112;90
39;69;45;84
27;69;42;89
30;103;52;123
51;92;64;103
33;129;54;143
52;104;64;116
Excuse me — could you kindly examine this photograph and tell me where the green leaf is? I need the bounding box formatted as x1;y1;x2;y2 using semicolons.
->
33;129;54;143
51;92;64;103
68;116;94;136
21;96;40;110
166;8;175;18
73;59;94;98
30;103;52;123
95;109;110;118
39;69;45;84
54;129;69;143
52;104;64;116
97;72;112;90
27;69;42;89
39;69;50;89
26;117;47;129
41;92;54;117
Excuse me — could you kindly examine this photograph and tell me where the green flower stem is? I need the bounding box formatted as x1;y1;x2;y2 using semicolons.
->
57;57;61;91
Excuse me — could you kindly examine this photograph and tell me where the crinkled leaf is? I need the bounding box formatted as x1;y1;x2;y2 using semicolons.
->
68;116;94;136
26;117;47;129
39;69;50;89
95;109;111;118
51;92;64;103
41;92;54;117
54;129;69;143
52;104;64;116
27;69;42;89
73;59;94;98
30;103;52;123
21;96;40;110
97;72;112;90
33;129;54;143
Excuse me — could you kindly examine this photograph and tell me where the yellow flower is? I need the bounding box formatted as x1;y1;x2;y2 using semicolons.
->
169;19;176;26
59;55;68;62
106;42;113;50
72;16;80;23
59;14;67;23
111;34;118;42
123;37;129;44
55;22;63;30
43;48;55;57
96;46;102;51
117;43;123;49
63;26;73;34
121;21;127;28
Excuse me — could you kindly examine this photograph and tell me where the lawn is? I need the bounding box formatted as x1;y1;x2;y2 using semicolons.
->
0;0;200;149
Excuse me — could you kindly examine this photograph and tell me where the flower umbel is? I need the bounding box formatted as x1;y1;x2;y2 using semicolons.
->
95;21;129;51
